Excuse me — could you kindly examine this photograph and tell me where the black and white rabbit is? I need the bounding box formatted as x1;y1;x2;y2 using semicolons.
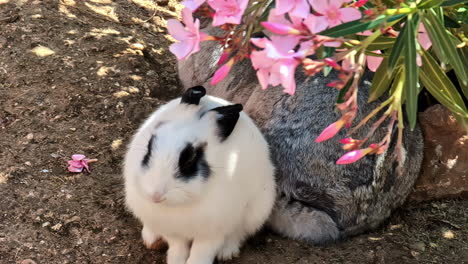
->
124;86;276;264
177;24;424;245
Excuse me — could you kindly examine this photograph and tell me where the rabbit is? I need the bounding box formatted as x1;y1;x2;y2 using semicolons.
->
123;86;276;264
177;23;424;245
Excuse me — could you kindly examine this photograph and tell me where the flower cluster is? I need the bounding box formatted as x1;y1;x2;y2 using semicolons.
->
167;0;468;167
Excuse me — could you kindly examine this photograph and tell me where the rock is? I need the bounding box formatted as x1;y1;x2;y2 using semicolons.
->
409;242;426;252
409;105;468;201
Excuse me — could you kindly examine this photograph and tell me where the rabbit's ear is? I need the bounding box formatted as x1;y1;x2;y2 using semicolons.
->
210;104;243;142
181;86;206;105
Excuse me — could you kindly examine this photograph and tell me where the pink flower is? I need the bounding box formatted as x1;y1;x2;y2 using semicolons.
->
250;36;312;94
304;0;361;34
366;51;383;72
274;0;311;19
181;0;206;10
211;58;235;84
167;8;208;60
315;117;346;142
208;0;249;26
262;8;307;35
67;154;96;173
336;144;378;164
418;23;432;50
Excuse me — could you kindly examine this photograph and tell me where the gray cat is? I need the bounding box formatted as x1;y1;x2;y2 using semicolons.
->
176;25;424;245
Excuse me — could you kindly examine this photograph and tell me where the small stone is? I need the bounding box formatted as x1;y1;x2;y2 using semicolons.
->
42;222;50;227
69;127;76;131
113;91;129;98
26;133;34;140
65;216;81;225
442;230;455;239
429;242;438;248
128;86;139;93
111;139;123;150
21;259;37;264
25;161;32;166
51;223;62;231
410;242;425;252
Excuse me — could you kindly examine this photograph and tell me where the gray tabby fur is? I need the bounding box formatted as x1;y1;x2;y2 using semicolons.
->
176;24;424;245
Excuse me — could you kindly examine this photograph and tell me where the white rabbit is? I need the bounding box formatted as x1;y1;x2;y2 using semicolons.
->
123;86;276;264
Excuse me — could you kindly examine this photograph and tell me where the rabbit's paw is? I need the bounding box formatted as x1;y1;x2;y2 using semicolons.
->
216;238;240;261
141;225;161;249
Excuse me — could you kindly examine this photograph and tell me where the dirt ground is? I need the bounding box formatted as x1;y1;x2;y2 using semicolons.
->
0;1;466;263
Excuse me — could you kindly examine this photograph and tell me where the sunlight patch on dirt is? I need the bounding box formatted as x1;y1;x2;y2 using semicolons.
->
59;4;77;18
97;66;116;76
87;27;120;39
85;2;119;22
31;46;55;57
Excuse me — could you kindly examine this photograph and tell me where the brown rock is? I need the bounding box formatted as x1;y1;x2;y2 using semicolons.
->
409;105;468;201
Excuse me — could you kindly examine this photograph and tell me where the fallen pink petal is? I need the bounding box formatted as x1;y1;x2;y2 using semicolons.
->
67;154;97;173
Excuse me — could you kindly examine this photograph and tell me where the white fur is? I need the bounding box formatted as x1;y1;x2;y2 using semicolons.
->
124;95;276;264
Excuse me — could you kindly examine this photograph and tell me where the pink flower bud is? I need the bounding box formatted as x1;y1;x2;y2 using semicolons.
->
211;59;235;85
336;147;373;164
261;22;302;35
324;58;340;70
315;118;346;143
354;0;368;7
217;51;230;65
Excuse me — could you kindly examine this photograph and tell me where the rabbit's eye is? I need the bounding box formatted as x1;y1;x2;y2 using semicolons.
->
178;143;210;180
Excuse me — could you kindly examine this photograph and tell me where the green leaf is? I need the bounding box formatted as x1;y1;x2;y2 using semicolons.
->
366;36;396;50
440;0;468;6
320;14;406;38
420;50;468;117
418;0;444;9
404;14;420;130
424;9;468;86
368;58;393;102
323;47;335;77
387;20;408;73
337;76;354;104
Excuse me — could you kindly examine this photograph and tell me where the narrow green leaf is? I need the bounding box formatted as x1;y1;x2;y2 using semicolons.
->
368;58;393;102
440;0;468;6
424;9;468;86
323;47;335;77
420;50;468;116
418;0;444;9
320;14;405;38
337;76;354;104
366;36;396;51
404;14;420;130
387;21;408;73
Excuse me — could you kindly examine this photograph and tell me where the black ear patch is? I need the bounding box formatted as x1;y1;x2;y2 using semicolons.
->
142;135;156;167
181;86;206;105
177;143;210;180
210;104;243;142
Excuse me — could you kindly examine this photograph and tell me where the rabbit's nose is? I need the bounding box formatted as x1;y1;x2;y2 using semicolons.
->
151;192;165;203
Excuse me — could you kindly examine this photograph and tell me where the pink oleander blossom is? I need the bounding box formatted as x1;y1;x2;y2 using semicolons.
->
208;0;249;26
167;8;208;60
304;0;361;34
67;154;96;173
274;0;311;19
251;36;312;95
181;0;206;11
262;8;306;35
